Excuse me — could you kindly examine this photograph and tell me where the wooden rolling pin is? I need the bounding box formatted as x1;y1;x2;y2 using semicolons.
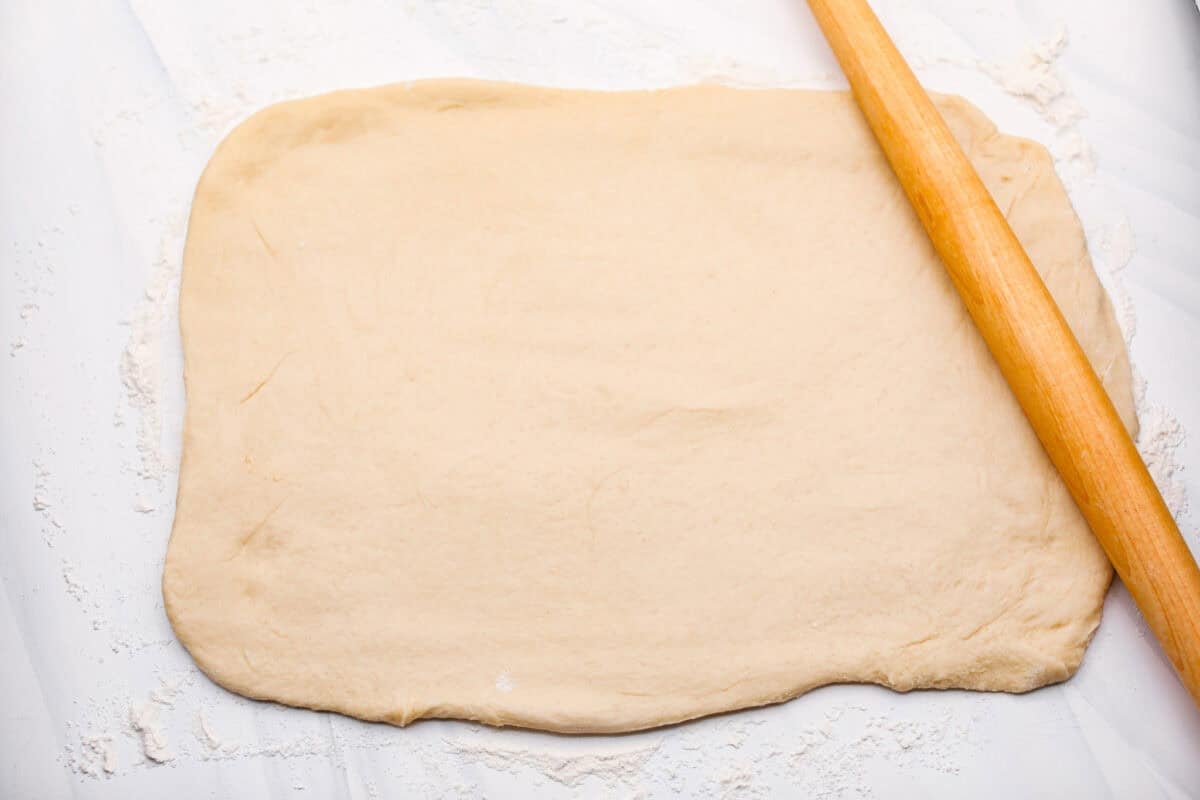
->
805;0;1200;706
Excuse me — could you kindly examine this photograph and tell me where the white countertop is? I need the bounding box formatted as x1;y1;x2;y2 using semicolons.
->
3;1;1199;797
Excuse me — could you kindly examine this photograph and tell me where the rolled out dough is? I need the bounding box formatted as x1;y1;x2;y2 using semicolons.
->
164;80;1136;733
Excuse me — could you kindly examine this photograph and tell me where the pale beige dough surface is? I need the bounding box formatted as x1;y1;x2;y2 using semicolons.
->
164;80;1136;733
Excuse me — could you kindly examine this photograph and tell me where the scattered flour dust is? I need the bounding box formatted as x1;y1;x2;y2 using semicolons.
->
194;708;242;758
122;676;194;768
47;8;1195;795
1101;220;1135;277
981;24;1078;123
75;735;118;778
442;737;662;789
1137;395;1190;521
193;709;325;762
979;23;1093;172
9;221;58;356
713;763;764;799
119;223;184;485
149;674;188;707
129;702;174;764
784;706;975;800
61;563;88;603
32;460;51;512
1100;218;1139;339
31;458;64;550
196;709;227;752
429;704;978;798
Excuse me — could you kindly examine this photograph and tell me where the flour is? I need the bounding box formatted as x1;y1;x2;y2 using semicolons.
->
443;737;661;789
61;563;88;603
73;735;118;778
430;703;975;798
1101;219;1134;276
189;716;330;763
150;675;188;707
129;702;174;764
195;709;239;755
785;705;976;800
719;717;767;750
1138;404;1190;520
712;764;765;799
118;227;183;485
435;704;973;798
247;735;332;760
32;459;51;512
1056;130;1095;174
978;24;1092;173
1098;215;1137;341
981;24;1074;118
9;220;59;356
125;677;195;765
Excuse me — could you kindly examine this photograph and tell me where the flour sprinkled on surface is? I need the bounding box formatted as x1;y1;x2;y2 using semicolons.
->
129;702;174;765
442;737;662;789
14;4;1194;797
118;224;184;486
979;24;1093;172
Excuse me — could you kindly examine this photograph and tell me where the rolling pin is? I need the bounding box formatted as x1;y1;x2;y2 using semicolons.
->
804;0;1200;707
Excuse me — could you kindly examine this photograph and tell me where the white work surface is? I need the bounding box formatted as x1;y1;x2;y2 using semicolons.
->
3;1;1199;797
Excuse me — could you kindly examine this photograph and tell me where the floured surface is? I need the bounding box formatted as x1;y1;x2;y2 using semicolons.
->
163;81;1135;733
